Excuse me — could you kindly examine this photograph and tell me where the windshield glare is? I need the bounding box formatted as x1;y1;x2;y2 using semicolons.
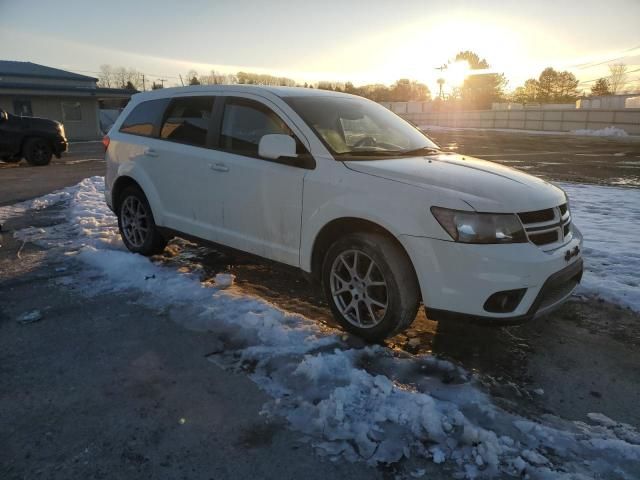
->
284;96;439;159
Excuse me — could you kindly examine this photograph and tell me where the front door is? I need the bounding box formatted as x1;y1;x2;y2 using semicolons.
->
208;96;310;266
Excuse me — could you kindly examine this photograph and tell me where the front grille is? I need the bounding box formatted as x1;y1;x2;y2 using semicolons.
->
518;208;555;224
518;203;571;249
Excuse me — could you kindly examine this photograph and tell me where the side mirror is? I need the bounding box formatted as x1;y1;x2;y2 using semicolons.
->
258;134;297;160
0;110;7;123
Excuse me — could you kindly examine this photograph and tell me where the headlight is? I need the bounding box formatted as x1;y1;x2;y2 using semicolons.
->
431;207;527;244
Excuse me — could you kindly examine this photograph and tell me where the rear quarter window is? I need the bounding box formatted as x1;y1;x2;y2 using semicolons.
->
119;98;170;137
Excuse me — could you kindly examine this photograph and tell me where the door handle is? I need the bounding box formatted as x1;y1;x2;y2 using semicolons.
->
209;162;229;172
144;148;158;157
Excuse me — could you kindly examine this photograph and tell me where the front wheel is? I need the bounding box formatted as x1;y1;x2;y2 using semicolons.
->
322;232;420;341
117;186;167;256
24;138;52;166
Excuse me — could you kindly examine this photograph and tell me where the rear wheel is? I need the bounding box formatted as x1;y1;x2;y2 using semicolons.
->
24;138;52;166
117;186;167;256
322;232;420;341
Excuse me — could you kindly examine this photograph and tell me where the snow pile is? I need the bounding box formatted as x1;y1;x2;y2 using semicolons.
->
3;176;640;479
571;126;629;137
0;186;76;224
214;273;235;289
562;182;640;311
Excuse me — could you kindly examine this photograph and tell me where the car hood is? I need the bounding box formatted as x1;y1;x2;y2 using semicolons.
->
22;116;61;131
343;153;566;212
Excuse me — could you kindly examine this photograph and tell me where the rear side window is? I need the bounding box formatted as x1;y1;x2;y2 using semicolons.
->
160;96;215;147
119;98;170;137
220;98;293;157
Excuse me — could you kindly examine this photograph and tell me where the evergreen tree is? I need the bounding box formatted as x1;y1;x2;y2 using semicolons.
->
453;51;506;109
590;78;611;96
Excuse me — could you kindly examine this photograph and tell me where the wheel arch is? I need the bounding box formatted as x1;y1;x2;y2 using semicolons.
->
111;176;143;213
309;217;419;293
110;167;166;225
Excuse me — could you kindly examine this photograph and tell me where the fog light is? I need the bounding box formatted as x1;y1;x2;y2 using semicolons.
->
484;288;527;313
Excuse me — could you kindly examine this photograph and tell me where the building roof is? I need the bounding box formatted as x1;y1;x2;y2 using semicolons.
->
0;60;97;82
0;81;135;99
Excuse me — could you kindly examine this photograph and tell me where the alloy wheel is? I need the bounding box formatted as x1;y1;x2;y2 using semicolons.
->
121;196;149;248
329;249;388;328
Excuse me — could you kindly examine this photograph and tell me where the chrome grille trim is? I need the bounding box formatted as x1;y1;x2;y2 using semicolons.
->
518;203;571;249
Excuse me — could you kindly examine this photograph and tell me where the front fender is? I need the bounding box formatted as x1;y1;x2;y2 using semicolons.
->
299;171;454;272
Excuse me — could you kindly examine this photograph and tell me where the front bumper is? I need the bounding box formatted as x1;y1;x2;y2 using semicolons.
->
399;225;584;323
426;258;583;324
53;137;68;157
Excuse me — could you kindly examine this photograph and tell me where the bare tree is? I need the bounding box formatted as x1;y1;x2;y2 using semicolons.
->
185;70;199;85
198;70;235;85
608;63;628;94
98;64;114;88
97;65;143;90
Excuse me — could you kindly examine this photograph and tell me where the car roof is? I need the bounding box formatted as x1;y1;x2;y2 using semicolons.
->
131;84;360;102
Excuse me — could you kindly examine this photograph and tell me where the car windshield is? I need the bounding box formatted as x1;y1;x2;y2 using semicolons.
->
284;96;440;160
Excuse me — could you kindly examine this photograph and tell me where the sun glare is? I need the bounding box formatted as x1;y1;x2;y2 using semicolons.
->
445;60;470;88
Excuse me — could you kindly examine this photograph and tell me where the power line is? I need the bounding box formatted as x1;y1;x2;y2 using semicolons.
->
573;45;640;69
578;66;640;84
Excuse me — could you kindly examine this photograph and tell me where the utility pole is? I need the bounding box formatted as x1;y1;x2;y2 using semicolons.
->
142;74;146;91
179;74;184;86
435;64;447;99
159;79;167;88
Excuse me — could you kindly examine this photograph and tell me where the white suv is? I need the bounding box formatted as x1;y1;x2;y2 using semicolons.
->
104;85;583;340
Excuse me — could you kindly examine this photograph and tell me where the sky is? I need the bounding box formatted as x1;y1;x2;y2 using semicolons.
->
1;0;639;95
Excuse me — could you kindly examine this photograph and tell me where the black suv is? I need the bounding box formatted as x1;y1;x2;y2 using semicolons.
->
0;108;68;166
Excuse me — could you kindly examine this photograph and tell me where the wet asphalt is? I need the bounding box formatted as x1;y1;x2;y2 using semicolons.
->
2;131;640;428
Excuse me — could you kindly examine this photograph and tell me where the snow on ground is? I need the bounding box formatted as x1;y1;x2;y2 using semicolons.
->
1;177;640;479
0;185;76;225
571;126;629;137
419;125;638;139
561;182;640;312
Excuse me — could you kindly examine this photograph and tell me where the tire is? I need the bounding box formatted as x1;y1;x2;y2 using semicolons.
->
322;232;420;341
117;186;167;256
23;138;53;166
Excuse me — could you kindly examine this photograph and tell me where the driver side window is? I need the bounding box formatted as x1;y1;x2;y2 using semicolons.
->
220;98;294;158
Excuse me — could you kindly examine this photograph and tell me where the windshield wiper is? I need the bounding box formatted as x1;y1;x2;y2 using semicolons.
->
393;146;441;156
336;146;441;160
337;150;403;157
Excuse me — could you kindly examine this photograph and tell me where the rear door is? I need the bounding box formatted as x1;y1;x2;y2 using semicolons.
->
148;95;224;240
207;95;313;266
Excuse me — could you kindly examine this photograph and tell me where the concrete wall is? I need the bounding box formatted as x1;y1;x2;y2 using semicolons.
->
0;95;100;140
578;94;640;110
491;102;575;111
393;108;640;135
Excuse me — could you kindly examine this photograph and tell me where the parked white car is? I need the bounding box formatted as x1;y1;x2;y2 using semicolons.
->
104;85;583;340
